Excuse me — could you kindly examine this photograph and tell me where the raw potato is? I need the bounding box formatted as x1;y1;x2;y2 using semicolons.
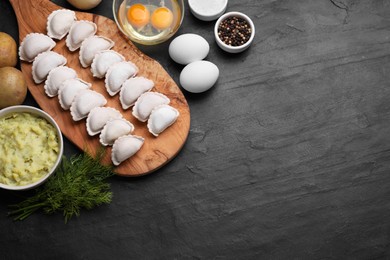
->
66;0;102;10
0;32;17;68
0;67;27;109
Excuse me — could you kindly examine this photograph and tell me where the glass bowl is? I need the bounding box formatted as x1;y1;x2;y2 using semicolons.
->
113;0;184;45
0;106;63;191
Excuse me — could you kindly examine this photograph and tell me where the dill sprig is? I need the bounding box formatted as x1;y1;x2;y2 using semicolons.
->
8;151;114;223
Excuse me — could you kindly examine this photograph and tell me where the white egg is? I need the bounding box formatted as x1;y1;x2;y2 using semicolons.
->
169;34;210;65
180;61;219;93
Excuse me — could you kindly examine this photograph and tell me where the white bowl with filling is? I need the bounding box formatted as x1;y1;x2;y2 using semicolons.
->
0;105;63;191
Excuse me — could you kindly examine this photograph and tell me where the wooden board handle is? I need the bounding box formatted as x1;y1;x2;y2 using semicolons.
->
10;0;57;28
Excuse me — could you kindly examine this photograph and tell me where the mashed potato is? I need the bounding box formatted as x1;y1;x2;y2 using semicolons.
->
0;112;59;186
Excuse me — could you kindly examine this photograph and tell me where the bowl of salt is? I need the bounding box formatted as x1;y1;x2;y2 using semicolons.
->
188;0;228;21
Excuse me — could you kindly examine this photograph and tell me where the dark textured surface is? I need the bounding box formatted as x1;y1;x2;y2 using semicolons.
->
1;0;390;259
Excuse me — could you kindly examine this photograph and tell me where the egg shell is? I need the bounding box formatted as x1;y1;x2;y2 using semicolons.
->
169;34;209;65
180;61;219;93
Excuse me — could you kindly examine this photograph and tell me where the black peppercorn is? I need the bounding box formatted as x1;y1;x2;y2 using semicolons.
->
218;16;251;47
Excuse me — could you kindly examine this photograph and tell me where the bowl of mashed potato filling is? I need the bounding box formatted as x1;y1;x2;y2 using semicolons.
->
0;105;63;190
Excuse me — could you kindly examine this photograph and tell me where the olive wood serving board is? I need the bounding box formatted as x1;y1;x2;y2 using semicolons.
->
9;0;190;176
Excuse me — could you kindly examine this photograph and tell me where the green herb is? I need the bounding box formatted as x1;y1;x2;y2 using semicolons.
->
8;151;114;223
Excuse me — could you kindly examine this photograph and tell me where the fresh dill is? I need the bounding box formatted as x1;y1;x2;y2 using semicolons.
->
8;151;114;223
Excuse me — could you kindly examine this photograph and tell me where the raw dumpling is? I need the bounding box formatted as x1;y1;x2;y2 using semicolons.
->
32;51;67;84
86;107;123;136
58;78;91;110
70;89;107;121
132;92;170;122
66;20;97;51
19;33;56;62
105;61;138;96
99;118;135;146
147;105;179;136
119;77;154;110
90;50;125;78
79;36;114;68
111;135;144;166
47;9;76;40
44;66;77;97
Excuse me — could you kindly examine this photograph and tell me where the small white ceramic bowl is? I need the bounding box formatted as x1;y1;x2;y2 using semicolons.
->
214;11;255;53
188;0;228;21
0;106;63;191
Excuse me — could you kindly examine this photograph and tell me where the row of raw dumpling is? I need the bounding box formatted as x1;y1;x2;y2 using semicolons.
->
85;98;179;165
19;18;98;64
21;9;179;164
86;46;180;128
42;65;139;143
20;16;179;138
54;76;145;165
84;98;179;164
19;30;129;94
91;57;180;136
67;88;179;163
47;9;137;90
84;106;143;165
46;9;180;131
38;54;177;161
18;11;138;166
47;10;134;95
46;9;96;52
19;9;86;63
62;19;181;134
47;9;117;71
44;63;145;166
18;31;144;166
88;50;180;137
46;10;146;165
83;87;179;138
43;63;178;137
84;105;144;166
91;50;139;97
80;47;180;136
49;12;142;99
90;51;164;117
68;89;145;166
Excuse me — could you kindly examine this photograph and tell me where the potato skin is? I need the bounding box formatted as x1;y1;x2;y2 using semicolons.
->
0;32;17;68
0;67;27;109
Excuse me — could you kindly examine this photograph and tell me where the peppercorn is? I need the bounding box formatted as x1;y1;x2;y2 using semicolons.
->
218;16;251;47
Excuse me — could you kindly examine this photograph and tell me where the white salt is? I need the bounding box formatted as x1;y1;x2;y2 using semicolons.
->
189;0;228;18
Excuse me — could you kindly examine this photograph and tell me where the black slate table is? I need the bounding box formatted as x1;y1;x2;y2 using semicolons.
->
1;0;390;259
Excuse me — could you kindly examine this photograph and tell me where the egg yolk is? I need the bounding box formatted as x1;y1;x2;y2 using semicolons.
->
151;7;173;30
127;3;150;28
